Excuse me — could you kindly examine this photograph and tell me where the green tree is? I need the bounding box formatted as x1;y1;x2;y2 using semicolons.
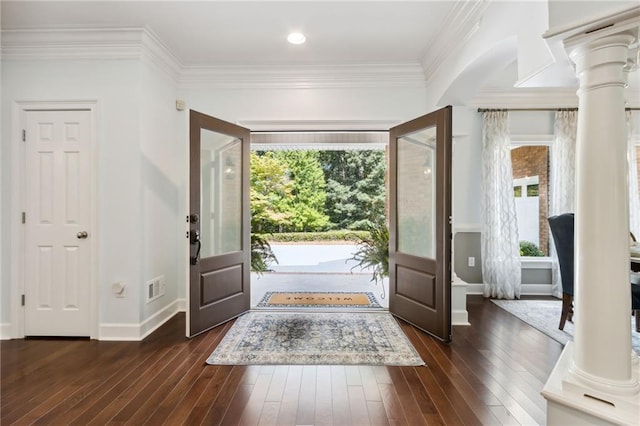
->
275;151;330;232
250;151;293;233
319;150;386;230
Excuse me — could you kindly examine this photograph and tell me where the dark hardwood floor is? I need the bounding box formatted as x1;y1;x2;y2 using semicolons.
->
1;296;563;425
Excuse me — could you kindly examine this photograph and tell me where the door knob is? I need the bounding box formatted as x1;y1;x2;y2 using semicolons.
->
77;231;88;239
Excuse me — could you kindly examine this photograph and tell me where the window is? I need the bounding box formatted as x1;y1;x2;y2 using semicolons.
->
511;146;549;256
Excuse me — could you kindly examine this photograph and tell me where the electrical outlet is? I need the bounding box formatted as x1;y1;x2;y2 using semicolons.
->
468;257;475;267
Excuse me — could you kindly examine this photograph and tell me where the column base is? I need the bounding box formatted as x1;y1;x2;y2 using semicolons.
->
452;274;470;326
542;342;640;426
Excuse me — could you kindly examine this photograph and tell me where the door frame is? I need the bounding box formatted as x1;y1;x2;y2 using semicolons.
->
10;100;99;339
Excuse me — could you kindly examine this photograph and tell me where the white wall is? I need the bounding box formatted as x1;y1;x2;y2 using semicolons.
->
139;61;183;322
181;86;430;126
1;59;145;329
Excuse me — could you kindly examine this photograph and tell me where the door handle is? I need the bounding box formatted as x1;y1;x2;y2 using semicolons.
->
77;231;88;239
190;230;201;265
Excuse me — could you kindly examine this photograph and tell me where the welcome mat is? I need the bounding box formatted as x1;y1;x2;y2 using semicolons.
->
491;299;640;354
206;311;424;366
256;291;382;308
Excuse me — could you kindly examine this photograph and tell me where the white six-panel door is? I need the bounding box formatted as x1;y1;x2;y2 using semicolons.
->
24;110;92;336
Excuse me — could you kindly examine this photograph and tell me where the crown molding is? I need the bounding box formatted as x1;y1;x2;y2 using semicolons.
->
472;86;640;109
237;119;401;132
471;87;579;108
178;64;428;89
1;28;182;82
420;0;490;81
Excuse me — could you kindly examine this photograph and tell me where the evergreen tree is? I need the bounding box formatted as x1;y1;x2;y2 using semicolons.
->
275;151;330;232
319;150;386;230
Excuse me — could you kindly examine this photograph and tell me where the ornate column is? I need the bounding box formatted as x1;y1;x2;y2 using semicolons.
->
542;9;640;425
569;31;638;395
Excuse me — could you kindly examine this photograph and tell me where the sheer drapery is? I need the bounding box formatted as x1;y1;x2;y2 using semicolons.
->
481;111;521;299
549;110;577;298
627;111;640;239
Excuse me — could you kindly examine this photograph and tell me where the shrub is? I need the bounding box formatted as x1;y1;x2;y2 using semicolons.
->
267;230;369;243
520;240;544;257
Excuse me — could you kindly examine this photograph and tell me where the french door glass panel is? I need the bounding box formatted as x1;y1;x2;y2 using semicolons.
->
397;126;437;259
200;129;242;257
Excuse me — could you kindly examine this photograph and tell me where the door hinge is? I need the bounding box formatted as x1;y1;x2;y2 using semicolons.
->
21;294;25;306
21;212;26;224
22;129;26;142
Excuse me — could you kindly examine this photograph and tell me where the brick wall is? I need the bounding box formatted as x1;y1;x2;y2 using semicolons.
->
511;146;550;255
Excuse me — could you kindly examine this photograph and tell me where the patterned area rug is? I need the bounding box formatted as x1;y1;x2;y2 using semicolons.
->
206;311;424;366
256;291;382;308
491;299;640;354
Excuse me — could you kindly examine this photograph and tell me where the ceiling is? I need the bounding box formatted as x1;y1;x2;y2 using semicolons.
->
1;0;459;67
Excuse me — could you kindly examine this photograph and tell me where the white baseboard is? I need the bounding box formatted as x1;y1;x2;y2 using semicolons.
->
0;323;13;340
466;283;553;296
452;310;470;326
99;298;185;341
177;298;186;312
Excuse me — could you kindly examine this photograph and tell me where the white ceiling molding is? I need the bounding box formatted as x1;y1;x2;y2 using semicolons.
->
420;0;490;82
1;27;182;82
238;119;401;132
471;87;579;108
472;86;640;109
178;64;428;90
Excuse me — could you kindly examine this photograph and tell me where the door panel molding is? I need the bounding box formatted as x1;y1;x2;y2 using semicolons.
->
11;100;99;339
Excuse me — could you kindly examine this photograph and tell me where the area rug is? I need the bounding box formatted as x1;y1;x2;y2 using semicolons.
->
206;311;424;366
256;291;382;308
491;299;640;354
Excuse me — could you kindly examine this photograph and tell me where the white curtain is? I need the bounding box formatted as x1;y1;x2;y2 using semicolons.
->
549;110;577;298
481;111;521;299
627;111;640;239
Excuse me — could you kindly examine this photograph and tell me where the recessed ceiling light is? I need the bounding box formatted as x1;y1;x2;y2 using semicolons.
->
287;32;306;45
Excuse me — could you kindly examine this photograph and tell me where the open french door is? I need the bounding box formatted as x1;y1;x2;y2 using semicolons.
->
188;110;251;337
389;106;452;342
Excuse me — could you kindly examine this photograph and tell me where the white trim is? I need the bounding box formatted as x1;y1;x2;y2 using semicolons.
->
177;298;186;312
100;299;183;341
1;28;181;83
471;88;579;109
140;300;182;340
11;101;99;339
452;310;470;326
98;323;144;341
238;119;401;132
0;323;13;340
421;0;489;81
510;134;554;145
453;223;481;233
179;64;427;90
466;283;554;296
521;257;553;269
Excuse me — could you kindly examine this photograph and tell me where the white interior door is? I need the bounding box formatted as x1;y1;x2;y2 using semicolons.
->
24;110;92;336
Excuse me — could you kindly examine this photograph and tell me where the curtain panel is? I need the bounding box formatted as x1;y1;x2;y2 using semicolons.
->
480;111;521;299
549;110;577;298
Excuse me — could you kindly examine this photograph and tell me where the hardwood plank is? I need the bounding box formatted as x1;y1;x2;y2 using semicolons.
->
347;385;371;425
315;365;333;426
275;366;303;426
330;365;352;426
201;366;247;424
0;301;564;426
295;366;317;426
238;369;273;425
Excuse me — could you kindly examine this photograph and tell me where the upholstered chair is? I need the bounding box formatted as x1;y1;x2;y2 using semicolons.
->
548;213;575;330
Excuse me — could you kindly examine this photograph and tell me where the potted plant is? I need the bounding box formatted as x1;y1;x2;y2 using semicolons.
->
251;233;278;274
349;221;389;298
